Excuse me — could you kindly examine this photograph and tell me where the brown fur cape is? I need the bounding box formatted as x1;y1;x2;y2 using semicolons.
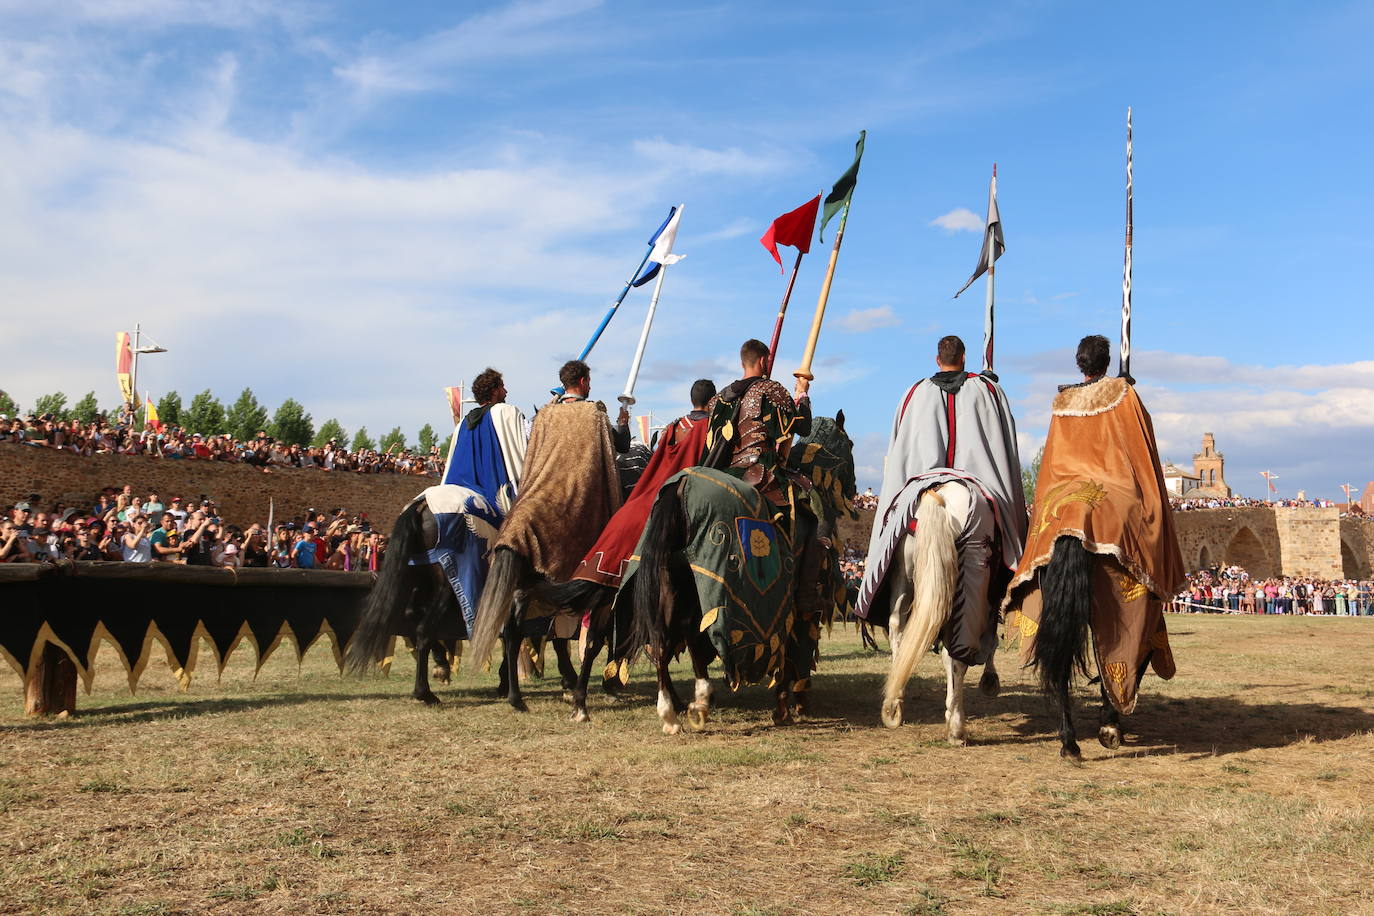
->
493;401;622;582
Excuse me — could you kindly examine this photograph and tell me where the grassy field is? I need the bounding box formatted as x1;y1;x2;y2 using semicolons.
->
3;615;1374;915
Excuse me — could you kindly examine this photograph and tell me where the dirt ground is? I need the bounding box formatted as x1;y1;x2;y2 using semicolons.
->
2;614;1373;915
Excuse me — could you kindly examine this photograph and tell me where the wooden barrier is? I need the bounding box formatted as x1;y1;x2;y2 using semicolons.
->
1;561;373;716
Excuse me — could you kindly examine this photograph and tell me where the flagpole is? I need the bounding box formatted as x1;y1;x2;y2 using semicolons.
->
767;249;805;378
982;164;997;378
794;203;848;382
1119;107;1134;383
619;257;670;407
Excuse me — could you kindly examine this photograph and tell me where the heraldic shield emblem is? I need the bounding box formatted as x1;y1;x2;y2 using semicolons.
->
735;517;783;594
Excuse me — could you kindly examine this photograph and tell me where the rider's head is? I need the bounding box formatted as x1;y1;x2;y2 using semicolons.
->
559;360;591;397
936;335;966;372
740;339;770;377
1075;335;1111;380
471;368;506;406
690;379;717;410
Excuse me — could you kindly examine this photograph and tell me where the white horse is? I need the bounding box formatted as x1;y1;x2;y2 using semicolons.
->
879;482;1002;745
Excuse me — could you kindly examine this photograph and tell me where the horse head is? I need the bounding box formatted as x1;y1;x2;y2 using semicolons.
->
789;413;858;532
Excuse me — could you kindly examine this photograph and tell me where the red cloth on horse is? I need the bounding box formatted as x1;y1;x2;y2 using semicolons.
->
571;415;709;588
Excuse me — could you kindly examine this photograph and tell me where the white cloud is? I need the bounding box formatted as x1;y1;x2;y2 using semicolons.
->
692;218;757;244
929;207;983;233
840;305;901;333
332;0;606;97
632;138;782;177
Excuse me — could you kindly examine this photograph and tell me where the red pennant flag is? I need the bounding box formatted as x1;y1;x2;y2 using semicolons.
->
760;195;820;270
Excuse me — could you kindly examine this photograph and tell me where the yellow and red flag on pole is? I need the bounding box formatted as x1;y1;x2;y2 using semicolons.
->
636;415;651;444
145;397;162;432
444;386;465;425
116;332;134;404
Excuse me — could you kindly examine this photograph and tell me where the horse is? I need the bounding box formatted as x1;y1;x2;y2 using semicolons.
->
877;481;1004;746
344;492;578;705
1032;535;1149;760
628;414;856;734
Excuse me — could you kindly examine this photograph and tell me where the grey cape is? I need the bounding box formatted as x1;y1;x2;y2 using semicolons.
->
854;372;1028;661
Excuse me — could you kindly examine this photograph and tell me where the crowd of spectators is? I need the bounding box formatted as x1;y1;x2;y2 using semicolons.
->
852;488;879;512
1170;495;1343;511
2;412;444;476
1172;565;1372;616
1;485;386;571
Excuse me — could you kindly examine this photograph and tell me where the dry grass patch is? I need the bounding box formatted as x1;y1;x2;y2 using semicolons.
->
1;616;1373;913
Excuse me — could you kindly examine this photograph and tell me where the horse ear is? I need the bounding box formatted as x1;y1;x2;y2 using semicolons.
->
835;409;846;431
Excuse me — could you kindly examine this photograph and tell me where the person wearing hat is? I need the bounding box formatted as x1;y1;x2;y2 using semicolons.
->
291;524;320;569
11;502;33;536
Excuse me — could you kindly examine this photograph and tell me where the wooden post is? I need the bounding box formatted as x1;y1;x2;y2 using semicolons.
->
25;644;77;717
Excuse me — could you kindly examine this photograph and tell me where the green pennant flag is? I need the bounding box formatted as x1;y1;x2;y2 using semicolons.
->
819;129;865;241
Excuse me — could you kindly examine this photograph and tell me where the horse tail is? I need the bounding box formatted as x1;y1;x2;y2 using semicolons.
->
533;578;610;620
470;547;520;667
346;499;423;675
882;489;961;714
630;480;685;664
1033;535;1093;700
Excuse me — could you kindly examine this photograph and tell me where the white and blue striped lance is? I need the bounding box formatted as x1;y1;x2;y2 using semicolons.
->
1119;107;1134;383
550;206;678;397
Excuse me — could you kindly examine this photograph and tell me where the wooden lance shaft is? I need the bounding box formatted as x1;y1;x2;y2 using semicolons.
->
766;249;805;378
795;205;849;382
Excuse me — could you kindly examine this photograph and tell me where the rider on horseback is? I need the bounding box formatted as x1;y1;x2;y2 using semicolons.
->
551;359;631;454
856;334;1027;666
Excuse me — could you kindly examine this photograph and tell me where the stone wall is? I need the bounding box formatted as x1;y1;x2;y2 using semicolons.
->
0;446;427;531
1172;507;1374;579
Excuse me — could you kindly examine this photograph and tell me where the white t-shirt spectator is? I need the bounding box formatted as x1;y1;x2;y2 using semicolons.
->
121;535;152;562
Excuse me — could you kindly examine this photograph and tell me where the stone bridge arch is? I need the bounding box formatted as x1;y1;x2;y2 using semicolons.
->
1343;537;1371;579
1223;527;1274;578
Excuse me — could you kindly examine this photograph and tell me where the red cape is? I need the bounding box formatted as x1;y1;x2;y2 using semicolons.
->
571;415;708;587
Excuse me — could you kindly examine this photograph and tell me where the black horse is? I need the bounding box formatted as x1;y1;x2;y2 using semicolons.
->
345;497;577;705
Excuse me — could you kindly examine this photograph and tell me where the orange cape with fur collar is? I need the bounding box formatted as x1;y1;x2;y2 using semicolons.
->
1004;377;1184;713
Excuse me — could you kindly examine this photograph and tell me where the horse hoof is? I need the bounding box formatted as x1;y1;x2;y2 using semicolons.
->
415;692;441;706
1060;742;1083;763
686;703;709;732
662;721;681;736
602;680;623;698
948;735;968;747
978;670;1001;698
772;708;794;727
1098;725;1122;750
561;678;576;691
881;699;903;729
508;698;528;713
571;708;590;724
431;666;451;685
561;690;575;704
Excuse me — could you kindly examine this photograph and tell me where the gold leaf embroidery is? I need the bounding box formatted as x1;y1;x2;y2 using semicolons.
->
1104;661;1128;694
699;607;720;631
749;529;772;558
1031;479;1108;536
1110;567;1148;603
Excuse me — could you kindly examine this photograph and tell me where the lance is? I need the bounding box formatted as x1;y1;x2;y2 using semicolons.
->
766;250;804;378
551;207;674;397
620;204;685;406
795;201;849;382
1119;107;1134;383
983;164;998;378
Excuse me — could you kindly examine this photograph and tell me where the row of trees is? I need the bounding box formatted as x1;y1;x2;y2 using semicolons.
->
1;388;444;455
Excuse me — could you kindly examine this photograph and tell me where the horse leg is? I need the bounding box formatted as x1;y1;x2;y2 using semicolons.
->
685;631;715;732
1097;680;1122;749
571;623;605;723
978;648;1001;697
942;647;968;746
552;637;577;693
1056;674;1081;761
654;654;683;735
503;620;527;712
410;583;443;705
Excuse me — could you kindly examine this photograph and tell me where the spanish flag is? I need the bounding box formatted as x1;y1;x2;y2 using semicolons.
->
145;397;162;432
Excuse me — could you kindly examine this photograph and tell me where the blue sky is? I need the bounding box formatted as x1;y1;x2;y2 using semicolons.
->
3;1;1371;497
